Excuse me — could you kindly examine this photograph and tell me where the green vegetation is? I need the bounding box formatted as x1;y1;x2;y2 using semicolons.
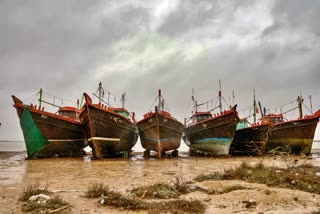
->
194;161;320;194
83;183;110;198
207;184;249;195
19;183;50;202
147;200;206;214
19;183;69;213
100;191;146;210
85;183;206;214
131;182;180;199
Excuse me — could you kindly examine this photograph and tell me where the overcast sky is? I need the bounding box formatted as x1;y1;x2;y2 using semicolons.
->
1;0;320;149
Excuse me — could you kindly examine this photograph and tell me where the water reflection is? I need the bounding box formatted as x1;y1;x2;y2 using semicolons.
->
0;152;26;186
0;151;319;191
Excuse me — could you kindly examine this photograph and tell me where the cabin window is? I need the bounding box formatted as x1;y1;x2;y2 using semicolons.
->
272;117;283;123
195;114;211;122
59;111;77;120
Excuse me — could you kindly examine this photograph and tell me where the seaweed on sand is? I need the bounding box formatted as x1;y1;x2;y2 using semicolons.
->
194;161;320;194
19;183;69;213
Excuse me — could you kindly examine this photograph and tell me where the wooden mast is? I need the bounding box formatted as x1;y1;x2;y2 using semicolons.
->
157;89;162;111
121;93;126;108
218;80;222;114
253;90;257;123
38;88;43;109
98;82;103;104
297;95;303;119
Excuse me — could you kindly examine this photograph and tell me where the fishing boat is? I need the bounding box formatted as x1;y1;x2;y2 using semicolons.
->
183;81;240;155
136;90;184;158
263;96;320;154
79;82;138;158
12;89;86;158
230;91;271;155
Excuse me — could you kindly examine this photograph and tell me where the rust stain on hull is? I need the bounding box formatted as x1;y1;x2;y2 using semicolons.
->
137;112;184;158
230;123;271;155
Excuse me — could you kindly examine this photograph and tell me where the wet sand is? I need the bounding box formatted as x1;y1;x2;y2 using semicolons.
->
1;151;320;213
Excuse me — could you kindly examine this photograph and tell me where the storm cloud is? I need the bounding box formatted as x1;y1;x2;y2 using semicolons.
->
1;0;319;143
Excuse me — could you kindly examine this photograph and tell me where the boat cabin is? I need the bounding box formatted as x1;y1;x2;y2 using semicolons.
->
236;119;249;130
113;108;131;119
58;107;80;120
261;114;284;124
192;112;212;123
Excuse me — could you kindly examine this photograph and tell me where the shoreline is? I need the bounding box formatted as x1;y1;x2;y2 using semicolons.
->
0;152;320;213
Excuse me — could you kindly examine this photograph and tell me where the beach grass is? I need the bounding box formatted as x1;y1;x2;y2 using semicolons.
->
19;183;69;213
131;182;180;199
85;182;206;213
194;161;320;194
83;183;110;198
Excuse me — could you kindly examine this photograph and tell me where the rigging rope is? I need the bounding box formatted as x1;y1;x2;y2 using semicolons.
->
148;95;159;112
23;91;40;103
184;98;192;119
43;92;77;105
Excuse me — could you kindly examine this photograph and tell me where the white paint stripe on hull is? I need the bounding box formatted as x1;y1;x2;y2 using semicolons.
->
48;139;85;142
88;137;120;142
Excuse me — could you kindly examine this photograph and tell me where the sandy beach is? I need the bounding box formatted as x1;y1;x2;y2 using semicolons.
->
1;151;320;214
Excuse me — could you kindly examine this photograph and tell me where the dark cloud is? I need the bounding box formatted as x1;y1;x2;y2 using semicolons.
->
0;0;149;93
0;0;320;142
272;0;320;36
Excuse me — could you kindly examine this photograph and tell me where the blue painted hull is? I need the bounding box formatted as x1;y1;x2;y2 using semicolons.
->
185;137;232;155
183;111;239;155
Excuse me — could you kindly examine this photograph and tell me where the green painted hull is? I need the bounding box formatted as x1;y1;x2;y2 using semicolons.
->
20;108;50;158
18;107;86;158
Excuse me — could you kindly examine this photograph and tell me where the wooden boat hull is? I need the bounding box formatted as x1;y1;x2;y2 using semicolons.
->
230;123;271;155
137;112;184;157
80;104;138;158
266;117;319;154
12;97;86;158
183;111;239;155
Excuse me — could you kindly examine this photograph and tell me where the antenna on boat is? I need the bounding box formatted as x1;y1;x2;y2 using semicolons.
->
218;80;222;114
232;90;235;106
309;95;313;114
98;82;104;104
121;92;126;108
191;88;197;112
258;101;264;117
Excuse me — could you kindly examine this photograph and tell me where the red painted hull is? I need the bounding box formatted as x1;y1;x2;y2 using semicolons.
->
137;112;184;157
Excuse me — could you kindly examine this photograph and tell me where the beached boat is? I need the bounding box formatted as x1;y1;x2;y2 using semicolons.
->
263;96;320;154
230;119;271;155
136;90;184;158
183;82;240;155
12;90;86;158
79;82;138;158
230;91;271;155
